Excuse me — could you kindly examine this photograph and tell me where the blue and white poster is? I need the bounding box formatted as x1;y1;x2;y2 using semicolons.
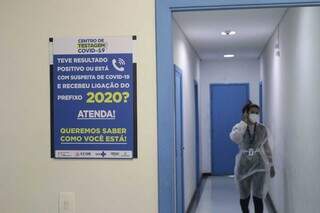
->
50;36;137;159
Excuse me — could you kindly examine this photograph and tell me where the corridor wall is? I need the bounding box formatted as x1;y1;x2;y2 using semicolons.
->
200;59;260;173
172;19;201;210
261;6;320;213
0;0;158;213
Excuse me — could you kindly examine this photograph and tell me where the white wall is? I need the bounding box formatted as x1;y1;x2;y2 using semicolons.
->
260;22;285;213
200;59;260;172
261;7;320;213
172;20;201;210
0;0;158;213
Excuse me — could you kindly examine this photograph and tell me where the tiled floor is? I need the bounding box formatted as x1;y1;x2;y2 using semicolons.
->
191;176;270;213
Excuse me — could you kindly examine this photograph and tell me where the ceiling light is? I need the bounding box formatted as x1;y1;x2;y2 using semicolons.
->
221;30;236;36
224;54;235;58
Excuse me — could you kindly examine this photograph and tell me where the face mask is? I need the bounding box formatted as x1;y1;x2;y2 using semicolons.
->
249;114;259;123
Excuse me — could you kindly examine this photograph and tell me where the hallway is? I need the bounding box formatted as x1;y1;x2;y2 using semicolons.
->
172;6;320;213
191;176;271;213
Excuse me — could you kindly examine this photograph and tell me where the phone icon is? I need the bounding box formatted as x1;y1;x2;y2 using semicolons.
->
112;58;125;72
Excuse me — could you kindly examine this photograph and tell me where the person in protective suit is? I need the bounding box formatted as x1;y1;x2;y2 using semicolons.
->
229;102;275;213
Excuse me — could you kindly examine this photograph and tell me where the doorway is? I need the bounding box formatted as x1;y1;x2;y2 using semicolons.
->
172;6;283;212
210;83;249;175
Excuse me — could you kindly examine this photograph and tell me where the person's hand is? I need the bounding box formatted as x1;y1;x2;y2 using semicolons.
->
270;166;275;178
242;112;249;124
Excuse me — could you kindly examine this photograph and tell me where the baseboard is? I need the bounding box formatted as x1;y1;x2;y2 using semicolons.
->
265;193;277;213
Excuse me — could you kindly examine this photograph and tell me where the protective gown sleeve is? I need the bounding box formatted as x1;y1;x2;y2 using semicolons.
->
229;121;248;144
263;139;274;166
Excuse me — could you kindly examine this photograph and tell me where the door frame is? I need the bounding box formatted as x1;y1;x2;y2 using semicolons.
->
260;81;264;123
174;65;185;213
194;81;201;185
156;1;320;212
210;83;249;175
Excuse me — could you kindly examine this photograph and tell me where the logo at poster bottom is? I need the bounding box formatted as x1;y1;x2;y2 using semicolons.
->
55;151;132;159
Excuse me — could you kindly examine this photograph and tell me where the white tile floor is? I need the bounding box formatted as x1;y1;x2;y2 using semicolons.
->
193;176;269;213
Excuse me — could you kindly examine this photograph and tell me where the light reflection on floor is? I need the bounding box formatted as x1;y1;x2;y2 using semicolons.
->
191;176;270;213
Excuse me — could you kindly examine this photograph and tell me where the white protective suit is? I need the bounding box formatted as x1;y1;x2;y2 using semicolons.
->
230;121;273;199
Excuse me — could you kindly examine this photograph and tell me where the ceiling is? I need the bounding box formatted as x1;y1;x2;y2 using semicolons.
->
173;8;287;60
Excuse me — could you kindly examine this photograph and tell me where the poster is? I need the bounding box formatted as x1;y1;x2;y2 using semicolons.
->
50;36;137;159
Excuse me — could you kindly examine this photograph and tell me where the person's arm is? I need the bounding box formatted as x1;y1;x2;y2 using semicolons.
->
263;129;275;177
263;140;273;166
229;121;248;144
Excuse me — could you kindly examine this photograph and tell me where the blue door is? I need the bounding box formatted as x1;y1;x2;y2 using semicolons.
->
194;82;201;185
175;66;184;213
210;84;249;175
